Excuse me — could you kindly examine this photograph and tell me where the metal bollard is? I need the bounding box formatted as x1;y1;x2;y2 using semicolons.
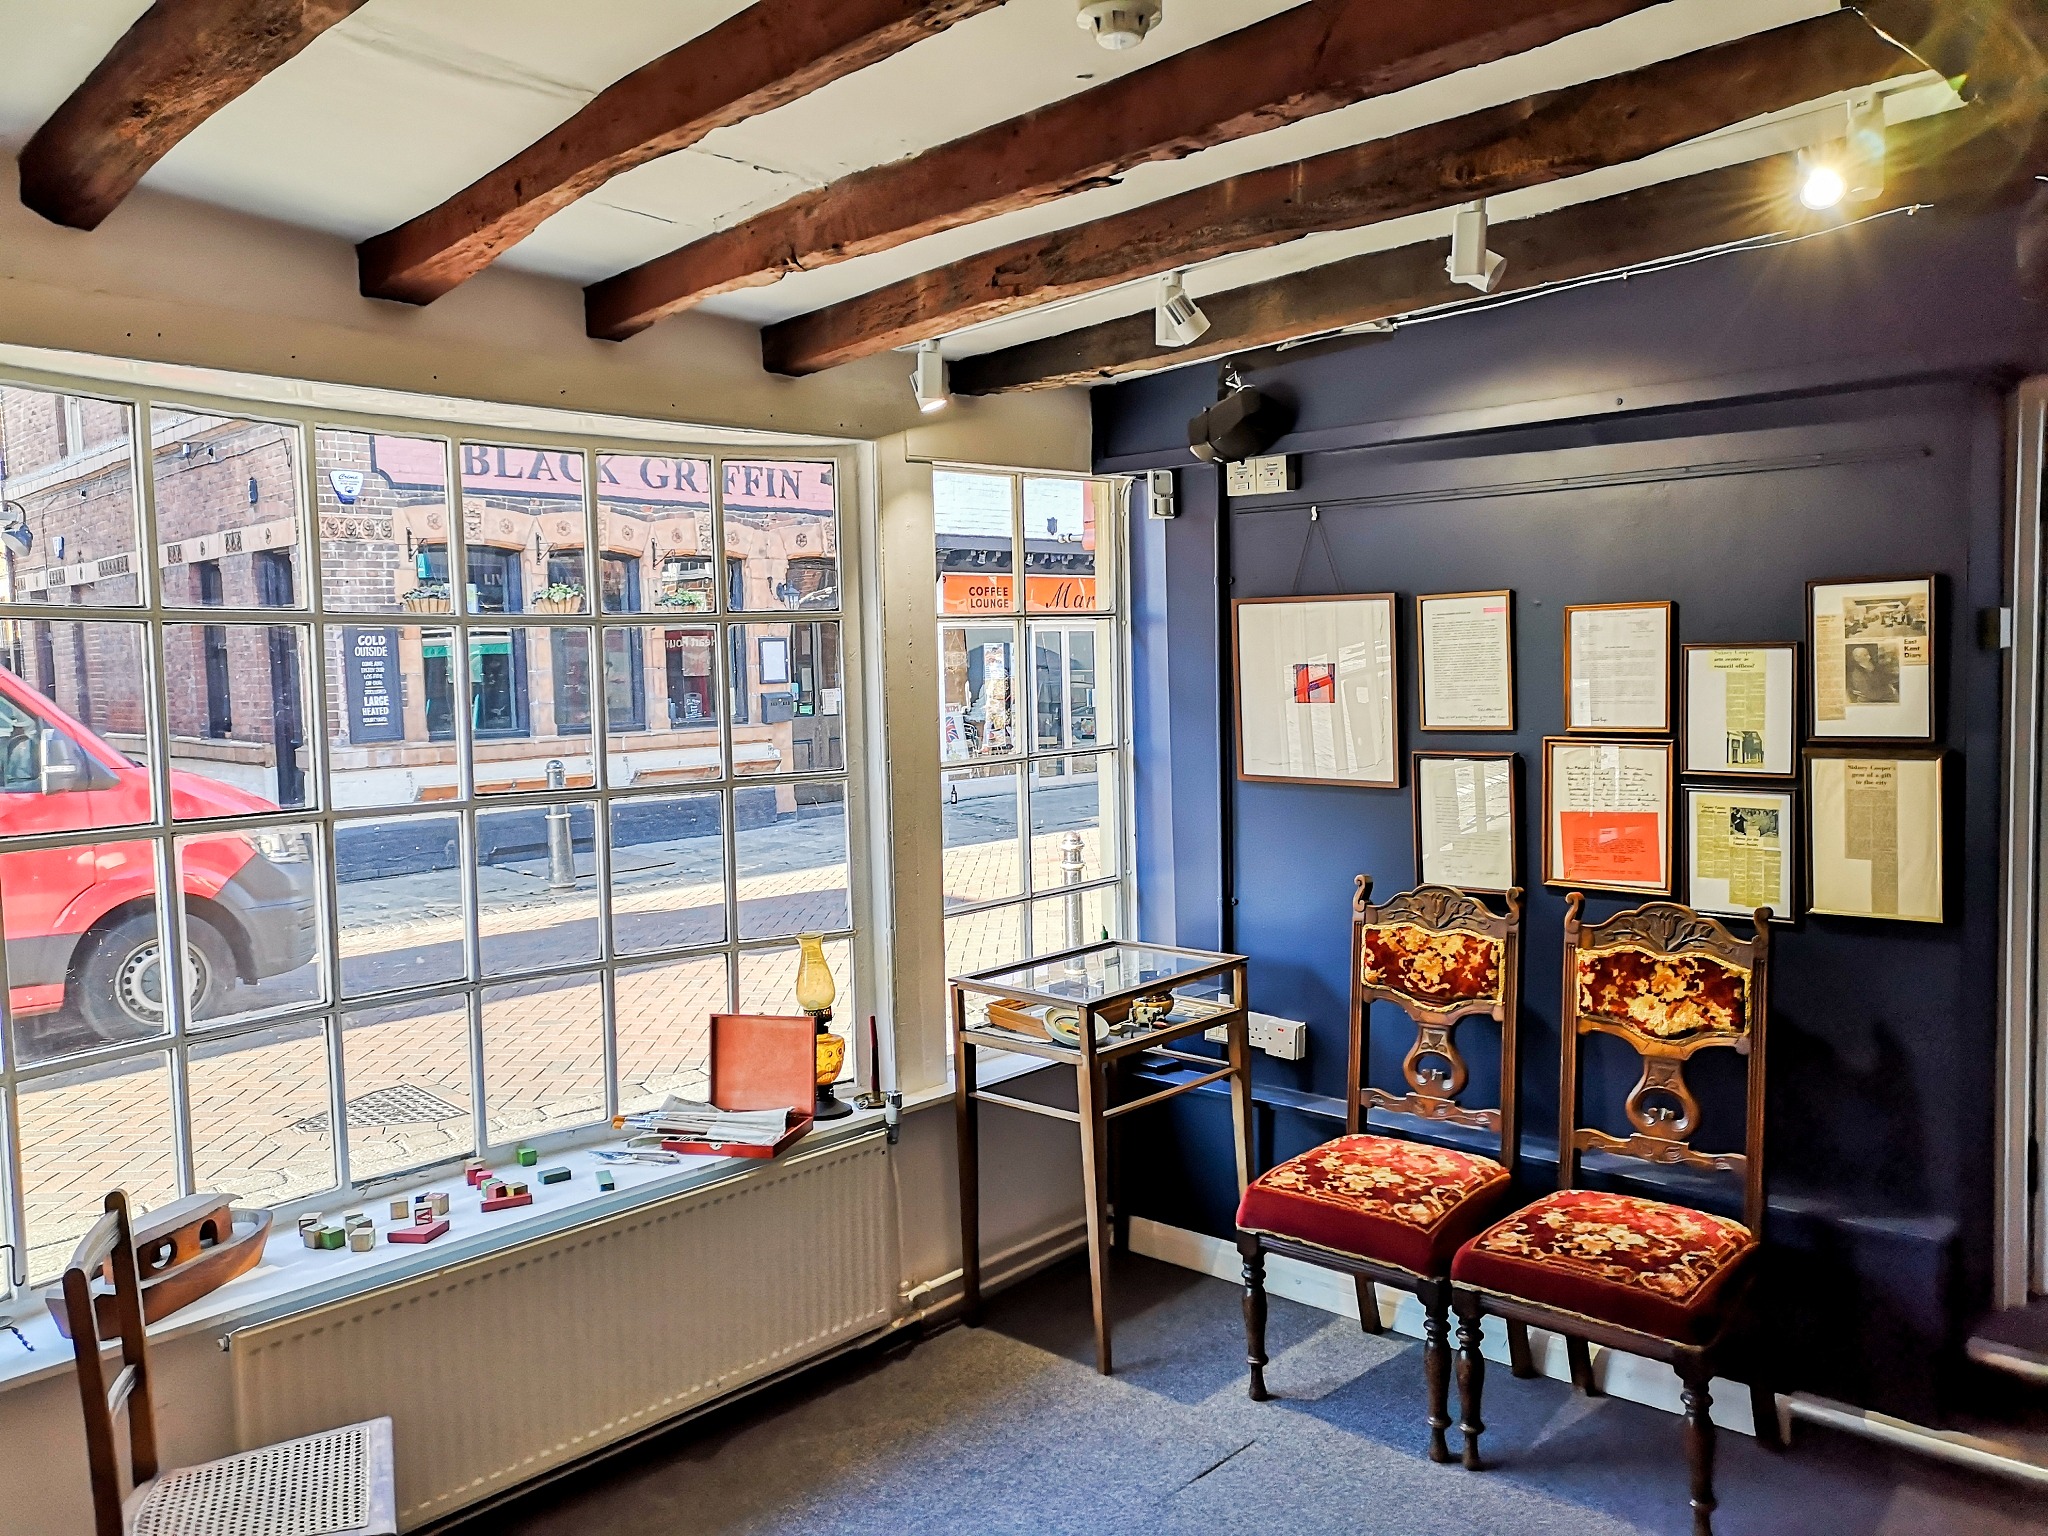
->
1062;828;1085;949
545;758;576;891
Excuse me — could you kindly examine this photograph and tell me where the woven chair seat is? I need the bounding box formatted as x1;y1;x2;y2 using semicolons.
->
127;1418;394;1536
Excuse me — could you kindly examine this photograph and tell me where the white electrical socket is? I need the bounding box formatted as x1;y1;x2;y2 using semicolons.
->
1206;1011;1308;1061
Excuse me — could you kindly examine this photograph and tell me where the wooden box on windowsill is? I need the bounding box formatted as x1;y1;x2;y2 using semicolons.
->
658;1013;815;1160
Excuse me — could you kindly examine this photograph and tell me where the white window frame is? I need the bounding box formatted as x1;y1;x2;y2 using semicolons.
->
0;357;876;1297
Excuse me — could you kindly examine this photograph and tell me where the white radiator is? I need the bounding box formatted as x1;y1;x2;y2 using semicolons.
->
229;1135;898;1530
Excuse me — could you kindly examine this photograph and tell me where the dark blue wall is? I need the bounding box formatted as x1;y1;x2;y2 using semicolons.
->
1100;204;2048;1418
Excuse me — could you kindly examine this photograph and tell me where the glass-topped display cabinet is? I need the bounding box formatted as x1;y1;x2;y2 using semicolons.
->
950;939;1254;1375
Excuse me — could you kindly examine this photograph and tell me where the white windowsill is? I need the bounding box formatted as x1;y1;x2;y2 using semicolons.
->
0;1107;891;1397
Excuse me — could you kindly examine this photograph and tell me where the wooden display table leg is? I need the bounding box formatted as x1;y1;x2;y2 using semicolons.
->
953;988;982;1327
1076;1049;1114;1375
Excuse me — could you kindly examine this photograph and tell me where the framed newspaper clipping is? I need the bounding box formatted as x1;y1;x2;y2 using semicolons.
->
1807;575;1936;742
1805;746;1944;923
1683;784;1797;923
1681;642;1798;779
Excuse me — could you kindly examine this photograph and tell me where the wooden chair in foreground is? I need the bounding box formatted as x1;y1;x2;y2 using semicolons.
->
64;1189;395;1536
1449;895;1780;1536
1236;877;1534;1461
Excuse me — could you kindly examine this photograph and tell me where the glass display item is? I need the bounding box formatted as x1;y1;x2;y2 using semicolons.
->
796;932;850;1120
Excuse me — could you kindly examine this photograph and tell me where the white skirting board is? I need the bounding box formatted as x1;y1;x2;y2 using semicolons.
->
1127;1216;1761;1437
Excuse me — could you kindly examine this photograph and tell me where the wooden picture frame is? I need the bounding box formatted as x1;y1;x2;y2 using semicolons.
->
1805;746;1945;922
1541;735;1674;895
1411;751;1520;893
1563;600;1673;733
1680;641;1799;780
1807;575;1936;743
1416;590;1515;732
1233;593;1401;788
1683;783;1798;923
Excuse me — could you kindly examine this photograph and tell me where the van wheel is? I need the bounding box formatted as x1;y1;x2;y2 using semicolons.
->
75;912;234;1042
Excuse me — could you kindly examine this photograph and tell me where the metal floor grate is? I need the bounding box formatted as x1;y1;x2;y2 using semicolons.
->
133;1424;369;1536
293;1084;463;1136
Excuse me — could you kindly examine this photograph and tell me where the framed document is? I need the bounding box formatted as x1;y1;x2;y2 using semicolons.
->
1807;575;1935;742
1412;751;1518;893
1805;747;1944;922
1417;590;1515;732
1541;736;1674;894
1564;601;1672;733
1684;784;1797;923
1233;594;1400;788
1681;642;1798;779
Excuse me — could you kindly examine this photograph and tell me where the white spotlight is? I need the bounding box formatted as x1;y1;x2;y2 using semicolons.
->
1077;0;1161;50
911;340;949;414
1446;200;1506;293
1797;153;1848;212
1155;272;1210;348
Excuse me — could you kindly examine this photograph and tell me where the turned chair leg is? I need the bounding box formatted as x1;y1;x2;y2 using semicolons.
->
1681;1367;1718;1536
1452;1290;1488;1471
1567;1333;1602;1396
1422;1287;1453;1464
1355;1275;1384;1334
1239;1235;1271;1402
1506;1318;1537;1379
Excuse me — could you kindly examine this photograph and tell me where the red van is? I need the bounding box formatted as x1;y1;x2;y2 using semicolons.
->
0;666;318;1043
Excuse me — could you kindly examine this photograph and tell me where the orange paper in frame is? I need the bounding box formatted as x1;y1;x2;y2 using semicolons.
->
1557;811;1664;885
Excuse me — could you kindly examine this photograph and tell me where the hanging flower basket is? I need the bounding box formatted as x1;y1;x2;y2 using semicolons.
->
399;584;448;613
529;585;585;615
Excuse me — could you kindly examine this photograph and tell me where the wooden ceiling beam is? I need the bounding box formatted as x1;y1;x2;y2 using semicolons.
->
18;0;370;231
948;109;2047;394
760;11;1920;377
358;0;1008;307
1853;1;2048;109
584;0;1673;340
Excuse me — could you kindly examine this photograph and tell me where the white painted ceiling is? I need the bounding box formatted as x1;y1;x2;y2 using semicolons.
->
0;0;1950;365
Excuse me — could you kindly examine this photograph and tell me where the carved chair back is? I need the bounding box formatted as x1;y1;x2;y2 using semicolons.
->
1559;894;1771;1233
63;1190;160;1536
1348;875;1524;1171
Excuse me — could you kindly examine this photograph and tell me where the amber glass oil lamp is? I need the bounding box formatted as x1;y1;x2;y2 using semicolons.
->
797;933;851;1120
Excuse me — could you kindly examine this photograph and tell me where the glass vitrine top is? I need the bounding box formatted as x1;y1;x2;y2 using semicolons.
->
959;941;1237;1005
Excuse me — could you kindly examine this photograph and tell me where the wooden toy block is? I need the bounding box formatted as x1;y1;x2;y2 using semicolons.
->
348;1227;375;1253
466;1162;490;1187
538;1166;570;1185
508;1181;529;1197
516;1146;538;1167
413;1205;438;1226
596;1170;615;1192
483;1179;510;1200
427;1191;451;1215
480;1191;532;1213
389;1198;411;1220
387;1218;449;1244
316;1226;346;1250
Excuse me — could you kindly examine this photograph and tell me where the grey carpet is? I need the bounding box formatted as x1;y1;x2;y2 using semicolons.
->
492;1252;2048;1535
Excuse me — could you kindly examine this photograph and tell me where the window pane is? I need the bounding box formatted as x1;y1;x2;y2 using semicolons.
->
735;782;848;939
603;624;722;786
610;792;726;954
935;469;1015;612
177;821;324;1025
1031;618;1114;753
5;838;167;1066
1023;476;1111;613
940;622;1018;763
336;812;467;997
481;973;604;1143
737;937;851;1022
0;619;154;825
19;1053;176;1281
188;1020;336;1205
163;622;314;814
314;429;452;614
341;998;475;1182
946;904;1023;1000
323;624;459;807
615;952;728;1114
1030;753;1116;891
597;452;713;614
153;412;306;608
0;385;142;608
943;763;1021;910
478;802;600;977
461;443;587;615
731;620;841;776
723;460;837;613
470;625;593;791
1031;884;1119;956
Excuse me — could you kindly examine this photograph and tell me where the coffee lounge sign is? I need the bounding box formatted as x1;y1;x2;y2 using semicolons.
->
369;437;835;513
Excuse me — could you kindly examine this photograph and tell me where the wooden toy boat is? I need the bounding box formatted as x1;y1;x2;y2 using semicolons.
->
47;1192;272;1339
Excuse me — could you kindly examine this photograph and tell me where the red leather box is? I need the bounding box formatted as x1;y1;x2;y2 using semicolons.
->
659;1013;814;1160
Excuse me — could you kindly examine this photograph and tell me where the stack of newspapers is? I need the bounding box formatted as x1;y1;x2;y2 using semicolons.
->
620;1096;793;1147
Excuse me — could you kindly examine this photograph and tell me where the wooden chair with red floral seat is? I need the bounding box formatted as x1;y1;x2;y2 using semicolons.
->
1236;875;1533;1463
1448;893;1779;1536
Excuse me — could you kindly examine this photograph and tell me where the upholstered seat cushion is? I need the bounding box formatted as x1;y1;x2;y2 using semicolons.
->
1237;1133;1513;1277
1451;1188;1757;1343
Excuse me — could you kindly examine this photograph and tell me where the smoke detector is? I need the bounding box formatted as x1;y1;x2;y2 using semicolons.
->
1077;0;1161;50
